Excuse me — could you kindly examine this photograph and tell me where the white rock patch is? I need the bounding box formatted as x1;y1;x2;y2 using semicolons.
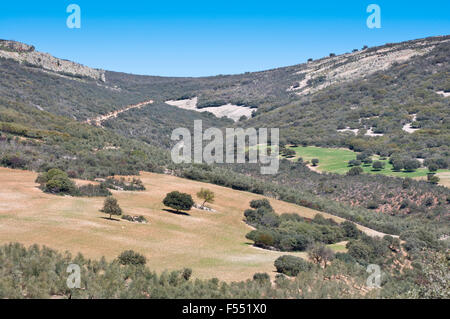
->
402;114;420;134
436;91;450;97
165;97;255;122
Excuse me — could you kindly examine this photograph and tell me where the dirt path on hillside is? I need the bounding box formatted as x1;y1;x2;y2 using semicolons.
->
85;99;154;126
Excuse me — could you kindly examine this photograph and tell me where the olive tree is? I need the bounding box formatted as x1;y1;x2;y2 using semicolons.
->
102;196;122;219
196;188;215;208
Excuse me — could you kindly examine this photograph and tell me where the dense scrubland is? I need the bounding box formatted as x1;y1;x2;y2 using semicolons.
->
0;242;447;299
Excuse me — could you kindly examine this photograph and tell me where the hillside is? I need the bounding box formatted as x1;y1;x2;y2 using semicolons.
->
1;35;449;225
0;167;388;281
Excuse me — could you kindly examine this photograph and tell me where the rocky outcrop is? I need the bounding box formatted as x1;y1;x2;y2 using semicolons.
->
288;37;450;96
193;203;217;212
0;40;106;82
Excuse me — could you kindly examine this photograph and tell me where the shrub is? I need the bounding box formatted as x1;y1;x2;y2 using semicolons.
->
274;255;313;276
246;230;275;248
37;168;77;195
121;215;148;223
1;154;27;169
372;161;385;171
249;199;272;210
427;164;438;173
392;160;404;171
341;221;360;238
367;201;379;209
348;159;362;167
346;241;371;262
182;268;192;280
427;174;440;184
334;252;356;264
103;177;145;191
253;272;271;284
77;183;111;197
347;166;363;176
403;159;421;172
118;250;146;266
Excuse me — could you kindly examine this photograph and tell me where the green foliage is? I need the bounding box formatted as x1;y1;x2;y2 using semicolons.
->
118;250;146;266
0;242;445;299
274;255;313;276
252;272;271;284
163;191;194;212
403;159;421;172
244;202;361;252
36;168;111;197
307;243;335;267
346;241;371;263
341;221;360;239
0;242;372;299
1;153;27;169
347;166;363;176
102;196;122;219
196;188;215;207
249;199;272;210
103;177;145;191
36;168;76;195
407;252;450;298
372;161;385;171
400;228;441;253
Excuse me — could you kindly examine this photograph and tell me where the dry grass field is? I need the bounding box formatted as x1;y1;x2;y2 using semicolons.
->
414;172;450;188
0;168;385;281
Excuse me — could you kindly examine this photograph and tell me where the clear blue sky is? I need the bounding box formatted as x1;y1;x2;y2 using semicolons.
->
0;1;449;77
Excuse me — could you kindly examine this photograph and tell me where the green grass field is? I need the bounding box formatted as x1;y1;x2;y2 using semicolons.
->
286;145;449;178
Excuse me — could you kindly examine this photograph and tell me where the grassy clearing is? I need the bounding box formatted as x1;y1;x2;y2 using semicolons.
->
327;241;348;253
286;146;449;179
415;172;450;188
2;168;388;282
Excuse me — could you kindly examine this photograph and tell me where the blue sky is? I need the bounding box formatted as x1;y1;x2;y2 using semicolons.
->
0;1;449;77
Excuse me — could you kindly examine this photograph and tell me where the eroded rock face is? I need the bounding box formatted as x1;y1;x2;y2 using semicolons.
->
0;40;106;82
288;38;449;96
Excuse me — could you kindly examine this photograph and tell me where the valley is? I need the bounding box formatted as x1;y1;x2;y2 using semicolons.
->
0;34;448;299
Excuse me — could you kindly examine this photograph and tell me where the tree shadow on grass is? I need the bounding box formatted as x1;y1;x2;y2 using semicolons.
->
99;216;121;222
163;208;190;216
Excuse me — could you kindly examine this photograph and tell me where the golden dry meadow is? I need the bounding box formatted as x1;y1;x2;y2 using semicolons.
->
0;167;381;281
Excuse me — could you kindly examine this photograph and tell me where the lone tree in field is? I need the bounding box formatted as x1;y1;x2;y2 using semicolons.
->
163;191;194;213
102;196;122;219
196;188;215;208
311;158;319;166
